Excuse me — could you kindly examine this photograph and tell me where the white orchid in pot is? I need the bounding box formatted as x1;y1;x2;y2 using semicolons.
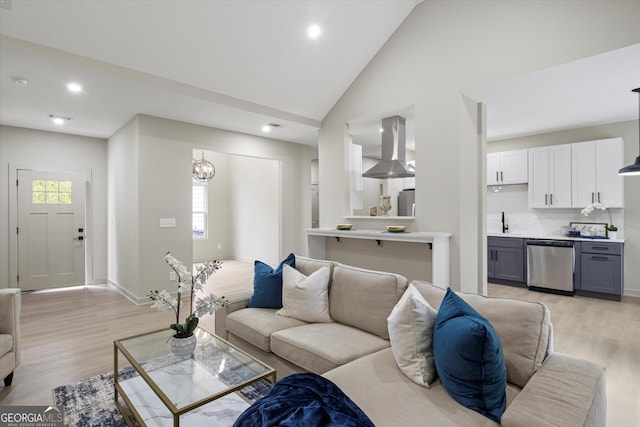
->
148;252;228;356
581;203;617;237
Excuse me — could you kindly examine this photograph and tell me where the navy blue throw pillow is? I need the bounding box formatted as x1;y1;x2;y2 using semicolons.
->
247;253;295;309
433;288;507;422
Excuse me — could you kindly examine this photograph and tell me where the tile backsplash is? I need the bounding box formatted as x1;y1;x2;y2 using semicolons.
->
487;184;624;238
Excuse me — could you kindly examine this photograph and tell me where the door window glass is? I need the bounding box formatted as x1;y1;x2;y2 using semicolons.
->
32;180;72;204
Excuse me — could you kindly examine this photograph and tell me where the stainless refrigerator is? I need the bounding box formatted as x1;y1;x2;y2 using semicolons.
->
397;189;415;216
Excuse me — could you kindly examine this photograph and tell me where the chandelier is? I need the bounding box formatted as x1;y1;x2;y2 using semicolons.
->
192;151;215;182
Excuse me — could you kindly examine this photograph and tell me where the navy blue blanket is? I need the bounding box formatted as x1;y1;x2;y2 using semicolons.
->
233;373;375;427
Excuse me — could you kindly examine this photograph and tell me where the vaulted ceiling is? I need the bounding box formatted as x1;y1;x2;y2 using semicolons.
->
0;0;421;145
1;1;637;148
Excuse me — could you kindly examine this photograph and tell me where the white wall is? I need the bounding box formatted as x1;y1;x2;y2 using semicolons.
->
0;125;107;288
108;114;312;302
488;120;640;296
230;155;281;265
107;118;139;297
137;133;193;301
318;0;640;292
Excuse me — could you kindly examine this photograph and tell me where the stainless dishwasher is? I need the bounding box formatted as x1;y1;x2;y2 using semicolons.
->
526;239;574;294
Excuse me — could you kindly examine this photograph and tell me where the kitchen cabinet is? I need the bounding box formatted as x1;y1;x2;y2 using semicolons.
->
488;237;525;284
575;241;623;301
571;138;624;208
487;150;528;185
528;145;572;208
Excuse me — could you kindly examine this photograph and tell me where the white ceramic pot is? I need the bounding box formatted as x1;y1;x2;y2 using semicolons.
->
170;334;197;357
608;231;618;240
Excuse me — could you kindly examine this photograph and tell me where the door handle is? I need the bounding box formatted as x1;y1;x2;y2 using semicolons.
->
73;236;84;241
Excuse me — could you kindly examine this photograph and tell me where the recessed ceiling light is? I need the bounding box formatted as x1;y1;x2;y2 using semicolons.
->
49;114;70;125
307;24;321;39
12;77;29;86
67;82;82;93
262;123;282;133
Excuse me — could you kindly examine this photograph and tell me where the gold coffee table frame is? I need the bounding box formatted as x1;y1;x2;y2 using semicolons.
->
113;327;276;427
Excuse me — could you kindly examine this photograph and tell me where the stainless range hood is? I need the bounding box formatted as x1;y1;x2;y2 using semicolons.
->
362;115;415;179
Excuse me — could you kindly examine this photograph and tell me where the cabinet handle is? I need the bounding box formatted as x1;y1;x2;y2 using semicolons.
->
591;192;594;203
496;171;499;182
495;250;498;261
545;194;548;205
550;194;553;205
598;192;601;203
591;246;610;251
591;256;609;261
500;171;503;182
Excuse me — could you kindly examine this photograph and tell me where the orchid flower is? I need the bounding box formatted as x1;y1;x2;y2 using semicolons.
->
148;253;228;338
581;203;616;231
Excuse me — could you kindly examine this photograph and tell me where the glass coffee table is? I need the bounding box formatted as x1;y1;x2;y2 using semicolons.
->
114;327;275;427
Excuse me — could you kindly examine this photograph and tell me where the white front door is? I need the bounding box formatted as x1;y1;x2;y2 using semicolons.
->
17;170;86;290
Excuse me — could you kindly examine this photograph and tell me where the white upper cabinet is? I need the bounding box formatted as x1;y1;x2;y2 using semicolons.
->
487;149;528;185
528;145;572;208
571;138;624;208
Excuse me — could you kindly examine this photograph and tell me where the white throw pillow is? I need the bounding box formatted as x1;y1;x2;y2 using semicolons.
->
276;264;332;323
387;283;438;387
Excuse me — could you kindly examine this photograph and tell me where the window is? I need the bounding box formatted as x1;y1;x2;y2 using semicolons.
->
193;182;207;239
32;180;72;204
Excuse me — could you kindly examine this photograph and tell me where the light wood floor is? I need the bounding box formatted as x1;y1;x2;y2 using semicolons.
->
0;259;254;406
1;261;638;426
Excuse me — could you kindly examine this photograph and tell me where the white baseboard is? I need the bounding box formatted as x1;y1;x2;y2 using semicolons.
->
623;289;640;298
108;280;149;305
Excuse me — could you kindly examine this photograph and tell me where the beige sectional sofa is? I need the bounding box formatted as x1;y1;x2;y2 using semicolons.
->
216;256;407;379
215;256;606;426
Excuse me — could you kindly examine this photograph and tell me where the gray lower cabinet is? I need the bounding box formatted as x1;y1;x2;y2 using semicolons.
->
575;241;623;301
488;237;526;284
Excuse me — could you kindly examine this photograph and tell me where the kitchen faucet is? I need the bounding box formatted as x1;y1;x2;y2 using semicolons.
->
502;211;509;234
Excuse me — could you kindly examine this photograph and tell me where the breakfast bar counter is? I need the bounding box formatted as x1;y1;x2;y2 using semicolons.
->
306;228;452;288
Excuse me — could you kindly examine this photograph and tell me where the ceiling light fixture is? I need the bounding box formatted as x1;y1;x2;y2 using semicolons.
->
262;123;282;133
49;114;70;125
618;87;640;176
12;77;29;86
192;151;215;182
307;24;321;39
67;82;83;93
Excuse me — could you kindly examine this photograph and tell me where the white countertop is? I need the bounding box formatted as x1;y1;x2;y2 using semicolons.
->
487;232;624;243
307;228;452;243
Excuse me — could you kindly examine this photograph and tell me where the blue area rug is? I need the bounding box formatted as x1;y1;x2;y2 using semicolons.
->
52;366;271;426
